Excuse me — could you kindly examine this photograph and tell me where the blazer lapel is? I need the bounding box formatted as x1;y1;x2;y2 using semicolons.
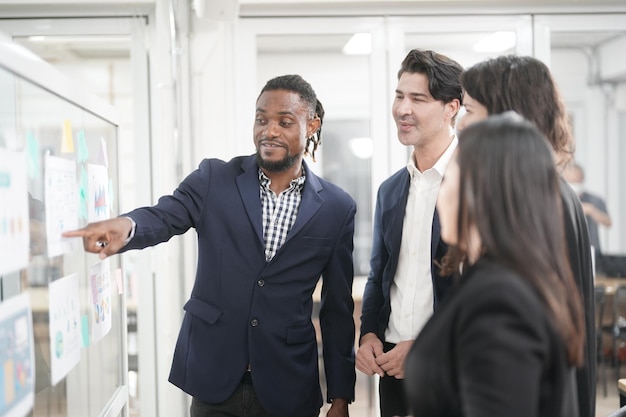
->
285;162;323;243
378;172;410;295
431;208;442;259
389;173;410;263
236;156;265;247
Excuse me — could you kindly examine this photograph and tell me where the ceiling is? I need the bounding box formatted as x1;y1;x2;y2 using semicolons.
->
256;30;624;54
12;29;625;62
2;0;625;61
14;35;131;60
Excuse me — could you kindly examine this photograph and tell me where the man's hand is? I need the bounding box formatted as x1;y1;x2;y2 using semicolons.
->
375;339;413;379
326;398;349;417
356;332;385;377
62;217;133;259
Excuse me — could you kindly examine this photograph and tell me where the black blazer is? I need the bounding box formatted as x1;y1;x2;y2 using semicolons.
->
560;178;595;417
360;167;453;340
123;155;357;417
404;258;579;417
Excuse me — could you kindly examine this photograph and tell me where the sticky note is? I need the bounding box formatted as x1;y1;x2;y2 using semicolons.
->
61;120;74;153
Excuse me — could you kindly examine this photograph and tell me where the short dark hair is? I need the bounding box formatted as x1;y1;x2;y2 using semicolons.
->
258;74;325;160
398;49;464;110
448;113;584;366
461;55;573;165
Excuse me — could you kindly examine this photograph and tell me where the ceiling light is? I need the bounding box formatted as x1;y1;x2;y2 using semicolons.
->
343;33;372;55
473;31;516;53
349;137;373;159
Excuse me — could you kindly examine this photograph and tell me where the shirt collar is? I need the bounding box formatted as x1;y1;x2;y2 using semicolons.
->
406;134;458;178
258;168;306;190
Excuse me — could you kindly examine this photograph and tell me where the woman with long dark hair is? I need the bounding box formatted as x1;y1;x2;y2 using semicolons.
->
457;55;595;417
404;113;584;417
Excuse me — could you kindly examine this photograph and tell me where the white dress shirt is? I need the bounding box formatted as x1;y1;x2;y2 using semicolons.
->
385;136;458;343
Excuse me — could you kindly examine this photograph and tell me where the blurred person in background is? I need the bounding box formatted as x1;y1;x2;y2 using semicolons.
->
563;162;612;257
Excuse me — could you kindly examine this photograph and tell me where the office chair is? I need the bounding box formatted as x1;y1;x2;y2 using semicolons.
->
597;285;608;397
607;405;626;417
606;286;626;379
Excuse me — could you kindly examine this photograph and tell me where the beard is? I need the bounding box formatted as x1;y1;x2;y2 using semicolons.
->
256;151;299;173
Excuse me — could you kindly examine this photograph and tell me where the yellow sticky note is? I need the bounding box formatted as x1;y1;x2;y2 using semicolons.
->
61;120;74;153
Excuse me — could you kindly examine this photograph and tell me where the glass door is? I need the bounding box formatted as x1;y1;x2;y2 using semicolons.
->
0;16;153;417
236;17;387;281
385;14;533;168
534;13;626;255
235;15;535;414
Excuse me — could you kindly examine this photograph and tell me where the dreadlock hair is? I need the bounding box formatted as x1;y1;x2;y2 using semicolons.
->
258;74;324;161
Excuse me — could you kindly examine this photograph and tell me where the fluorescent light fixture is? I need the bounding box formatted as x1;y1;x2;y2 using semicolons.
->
343;33;372;55
349;137;373;159
473;31;516;53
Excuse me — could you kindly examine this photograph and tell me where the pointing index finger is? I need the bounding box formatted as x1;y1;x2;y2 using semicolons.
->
62;228;87;238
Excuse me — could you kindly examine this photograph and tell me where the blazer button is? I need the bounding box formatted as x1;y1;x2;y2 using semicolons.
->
257;279;265;287
250;319;259;327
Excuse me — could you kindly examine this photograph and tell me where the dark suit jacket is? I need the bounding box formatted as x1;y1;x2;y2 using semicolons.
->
404;258;579;417
360;167;453;340
122;155;357;417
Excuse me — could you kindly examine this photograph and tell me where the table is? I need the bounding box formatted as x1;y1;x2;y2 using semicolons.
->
596;275;626;296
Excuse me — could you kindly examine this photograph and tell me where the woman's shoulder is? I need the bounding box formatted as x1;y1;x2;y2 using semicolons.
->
461;259;544;311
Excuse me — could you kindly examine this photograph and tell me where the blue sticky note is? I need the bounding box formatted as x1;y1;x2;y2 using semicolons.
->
77;130;89;163
79;166;89;220
26;132;40;179
81;315;90;347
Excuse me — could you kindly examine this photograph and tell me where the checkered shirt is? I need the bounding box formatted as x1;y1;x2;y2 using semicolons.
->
259;169;305;261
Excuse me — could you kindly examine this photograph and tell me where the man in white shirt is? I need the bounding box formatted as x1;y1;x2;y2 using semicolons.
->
356;49;463;417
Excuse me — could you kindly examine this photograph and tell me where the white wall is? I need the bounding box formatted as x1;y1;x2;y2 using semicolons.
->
257;53;371;122
189;18;238;165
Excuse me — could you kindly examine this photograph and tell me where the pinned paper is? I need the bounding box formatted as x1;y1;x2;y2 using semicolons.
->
76;130;89;163
61;120;74;153
0;150;29;275
99;137;109;168
44;155;79;257
89;259;112;344
0;293;35;416
87;164;110;222
48;274;81;385
79;165;89;221
108;178;115;213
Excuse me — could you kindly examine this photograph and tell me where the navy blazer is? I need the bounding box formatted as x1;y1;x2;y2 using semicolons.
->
360;167;453;340
122;155;357;417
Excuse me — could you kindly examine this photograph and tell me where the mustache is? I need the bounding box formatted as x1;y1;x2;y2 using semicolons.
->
258;138;286;147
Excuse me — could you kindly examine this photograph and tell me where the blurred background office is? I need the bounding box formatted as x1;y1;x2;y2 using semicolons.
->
1;0;625;416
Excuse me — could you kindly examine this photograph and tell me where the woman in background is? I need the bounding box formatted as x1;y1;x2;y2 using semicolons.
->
404;113;584;417
457;55;595;417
